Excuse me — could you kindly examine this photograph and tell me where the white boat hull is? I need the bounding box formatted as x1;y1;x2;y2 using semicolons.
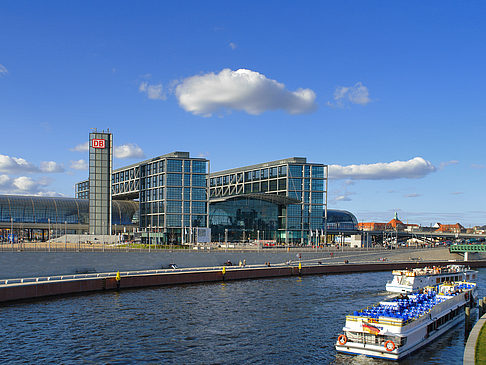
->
336;313;464;360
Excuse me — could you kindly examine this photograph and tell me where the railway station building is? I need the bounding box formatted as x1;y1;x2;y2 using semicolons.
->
0;151;358;245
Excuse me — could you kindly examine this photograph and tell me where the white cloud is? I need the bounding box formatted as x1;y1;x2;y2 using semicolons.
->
405;193;421;198
40;161;64;173
229;42;237;50
175;68;317;116
70;159;88;170
329;157;436;180
335;195;352;202
139;81;166;100
471;163;485;169
0;174;51;195
0;64;8;77
330;82;371;107
0;154;65;174
114;144;145;159
70;142;89;152
439;160;459;169
0;154;38;173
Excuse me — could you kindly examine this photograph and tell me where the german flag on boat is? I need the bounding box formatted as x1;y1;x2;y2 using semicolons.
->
362;322;381;335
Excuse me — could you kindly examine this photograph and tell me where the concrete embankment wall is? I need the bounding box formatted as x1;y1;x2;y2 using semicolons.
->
0;247;467;280
3;260;486;304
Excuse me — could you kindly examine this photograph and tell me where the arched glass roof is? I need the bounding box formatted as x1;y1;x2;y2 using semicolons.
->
0;195;138;225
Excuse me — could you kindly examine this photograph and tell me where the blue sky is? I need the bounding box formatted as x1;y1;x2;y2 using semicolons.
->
0;1;485;226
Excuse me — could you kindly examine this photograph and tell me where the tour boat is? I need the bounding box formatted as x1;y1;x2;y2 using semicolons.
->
335;281;477;360
385;265;477;293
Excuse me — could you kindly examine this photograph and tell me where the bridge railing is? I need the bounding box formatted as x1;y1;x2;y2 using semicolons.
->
449;244;486;253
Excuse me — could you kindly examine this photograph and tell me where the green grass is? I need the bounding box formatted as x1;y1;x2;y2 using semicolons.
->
476;322;486;364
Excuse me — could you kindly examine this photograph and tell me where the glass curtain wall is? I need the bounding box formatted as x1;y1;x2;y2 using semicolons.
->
139;157;208;244
209;198;279;242
209;159;326;245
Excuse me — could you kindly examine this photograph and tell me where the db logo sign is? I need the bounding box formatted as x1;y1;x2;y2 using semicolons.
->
92;139;105;149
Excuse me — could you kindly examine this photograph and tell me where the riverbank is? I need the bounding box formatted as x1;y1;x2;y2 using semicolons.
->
0;246;474;279
464;313;486;365
2;259;486;304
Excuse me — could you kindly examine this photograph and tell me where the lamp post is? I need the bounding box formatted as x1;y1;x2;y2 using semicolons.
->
48;218;51;252
148;225;151;253
10;217;13;250
65;221;67;251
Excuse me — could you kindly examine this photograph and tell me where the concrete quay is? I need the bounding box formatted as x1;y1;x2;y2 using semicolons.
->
464;313;486;365
1;259;486;304
0;246;479;280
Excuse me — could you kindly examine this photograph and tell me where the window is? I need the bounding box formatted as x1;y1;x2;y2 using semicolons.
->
167;201;182;213
270;167;278;178
192;188;206;200
289;165;302;177
192;215;206;227
288;178;302;190
261;169;268;179
312;165;324;178
288;191;302;200
167;159;182;172
287;217;302;230
312;179;324;191
167;173;182;186
279;165;287;177
184;174;191;186
184;201;191;213
278;179;286;190
166;214;182;227
184;160;191;172
192;160;207;173
167;187;183;200
192;175;206;187
192;201;206;214
304;179;310;191
269;179;277;191
311;193;323;204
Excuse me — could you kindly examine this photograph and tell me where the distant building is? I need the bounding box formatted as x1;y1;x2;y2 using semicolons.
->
358;213;416;232
434;223;465;233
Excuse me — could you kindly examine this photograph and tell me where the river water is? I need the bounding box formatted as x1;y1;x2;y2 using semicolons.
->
1;268;485;364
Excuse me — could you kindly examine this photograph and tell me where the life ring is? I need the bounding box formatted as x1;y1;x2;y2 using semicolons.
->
384;340;396;352
338;334;347;345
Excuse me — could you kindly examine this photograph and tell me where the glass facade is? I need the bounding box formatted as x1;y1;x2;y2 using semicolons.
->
73;153;359;245
209;197;279;242
76;152;209;243
0;195;138;226
325;210;358;232
209;157;328;244
139;155;208;244
89;132;112;235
